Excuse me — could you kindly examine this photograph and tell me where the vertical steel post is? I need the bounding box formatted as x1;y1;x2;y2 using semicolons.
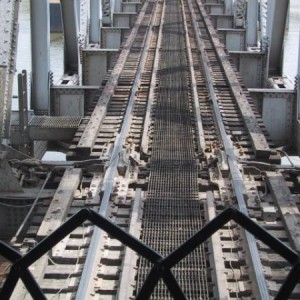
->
246;0;258;47
75;0;81;30
297;31;300;156
90;0;100;44
224;0;233;15
18;71;29;153
298;30;300;120
30;0;50;113
111;0;115;18
61;0;79;72
267;0;289;76
102;0;112;26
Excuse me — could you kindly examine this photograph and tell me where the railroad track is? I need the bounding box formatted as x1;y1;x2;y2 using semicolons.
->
6;0;163;298
68;0;159;160
2;0;300;299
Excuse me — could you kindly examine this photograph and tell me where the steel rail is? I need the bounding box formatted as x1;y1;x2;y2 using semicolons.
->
180;0;206;154
117;188;143;299
198;0;270;159
75;0;161;298
76;0;150;154
205;192;229;299
187;0;269;298
140;0;165;156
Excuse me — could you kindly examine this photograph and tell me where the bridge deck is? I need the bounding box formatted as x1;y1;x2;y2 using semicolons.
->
1;1;300;299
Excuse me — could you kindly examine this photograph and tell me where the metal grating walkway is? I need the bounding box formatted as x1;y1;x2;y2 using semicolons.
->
29;116;82;128
136;0;210;298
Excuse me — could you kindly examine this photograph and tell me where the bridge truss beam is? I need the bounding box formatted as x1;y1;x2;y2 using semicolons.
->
30;0;50;113
90;0;100;43
246;0;258;47
61;0;79;73
267;0;289;76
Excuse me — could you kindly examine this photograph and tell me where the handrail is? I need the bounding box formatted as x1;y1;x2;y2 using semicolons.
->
0;207;299;299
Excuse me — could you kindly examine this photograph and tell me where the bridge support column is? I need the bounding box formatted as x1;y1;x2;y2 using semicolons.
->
210;15;234;29
101;27;128;49
246;0;258;47
113;12;136;27
205;3;224;15
122;2;140;13
30;0;50;113
82;48;118;85
267;0;289;76
114;0;122;13
230;51;264;88
75;0;81;30
102;0;112;26
61;0;79;73
218;29;245;51
249;89;295;145
90;0;100;44
224;0;233;14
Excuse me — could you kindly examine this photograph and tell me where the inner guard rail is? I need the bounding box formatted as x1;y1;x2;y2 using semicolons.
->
1;207;300;299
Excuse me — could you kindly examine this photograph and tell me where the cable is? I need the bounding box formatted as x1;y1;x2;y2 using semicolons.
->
49;231;83;299
11;171;52;243
0;196;51;206
277;149;295;167
9;158;106;170
0;202;41;208
228;220;240;299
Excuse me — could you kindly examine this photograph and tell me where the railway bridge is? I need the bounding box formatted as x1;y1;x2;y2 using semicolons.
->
1;0;300;299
